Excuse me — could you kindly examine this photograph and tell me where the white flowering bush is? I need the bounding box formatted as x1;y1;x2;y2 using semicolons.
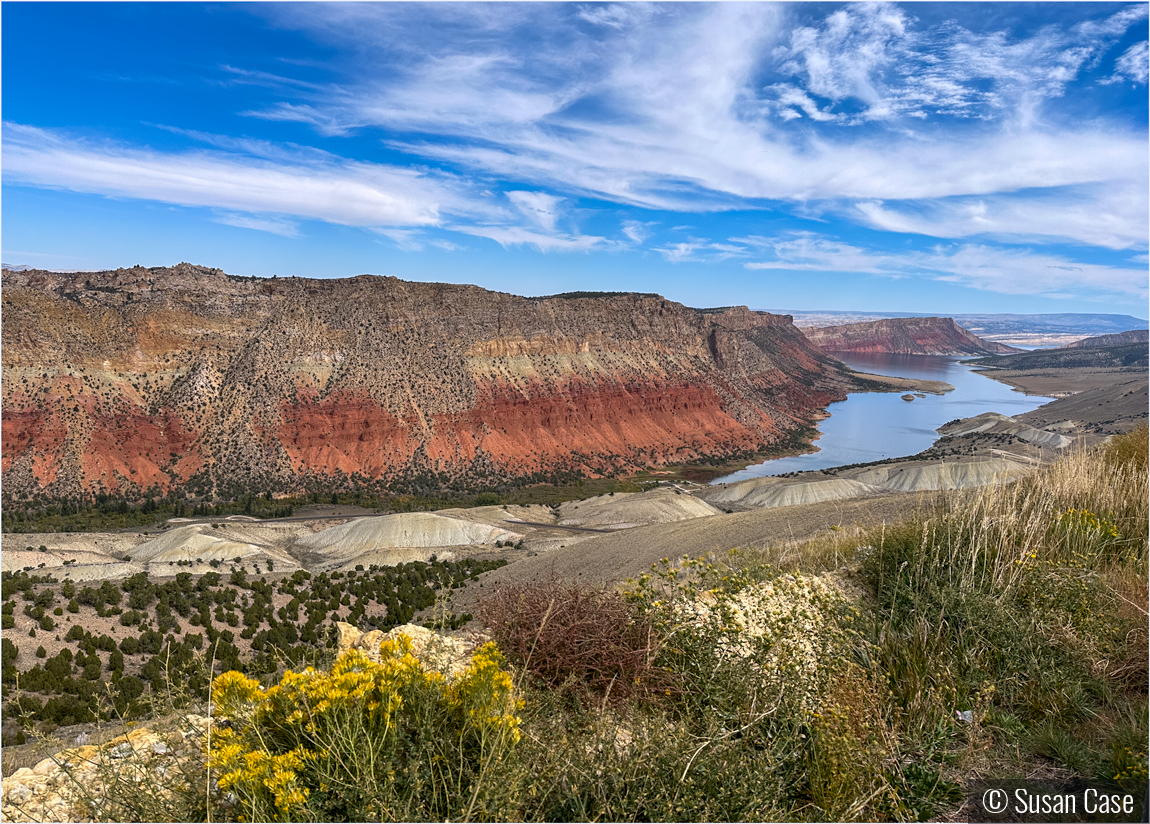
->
722;574;855;717
625;555;856;725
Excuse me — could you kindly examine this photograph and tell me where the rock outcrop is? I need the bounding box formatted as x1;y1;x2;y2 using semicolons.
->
2;265;867;500
803;317;1021;356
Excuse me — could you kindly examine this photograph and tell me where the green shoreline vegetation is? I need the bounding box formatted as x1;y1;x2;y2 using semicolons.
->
2;426;1145;821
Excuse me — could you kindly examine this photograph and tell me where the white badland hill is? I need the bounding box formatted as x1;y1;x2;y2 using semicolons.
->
708;457;1036;509
705;478;879;509
850;459;1033;492
557;487;723;530
297;512;524;558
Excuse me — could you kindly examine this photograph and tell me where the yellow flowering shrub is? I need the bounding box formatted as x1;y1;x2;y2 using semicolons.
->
1054;507;1122;555
208;633;521;821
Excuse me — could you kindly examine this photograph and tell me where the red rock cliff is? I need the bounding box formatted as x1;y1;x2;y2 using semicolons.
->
2;264;867;499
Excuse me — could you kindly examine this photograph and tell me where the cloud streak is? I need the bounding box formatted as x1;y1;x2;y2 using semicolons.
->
3;123;460;229
1105;40;1149;84
742;232;1147;300
449;224;605;253
853;179;1149;251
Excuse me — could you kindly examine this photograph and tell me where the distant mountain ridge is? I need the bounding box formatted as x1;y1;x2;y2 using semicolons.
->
969;343;1149;371
785;310;1149;336
953;313;1149;337
2;264;871;502
801;317;1021;356
1059;329;1149;349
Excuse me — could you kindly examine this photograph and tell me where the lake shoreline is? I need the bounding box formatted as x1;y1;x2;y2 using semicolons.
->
712;353;1054;483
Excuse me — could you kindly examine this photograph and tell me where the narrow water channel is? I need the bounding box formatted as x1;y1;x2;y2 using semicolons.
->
714;353;1055;483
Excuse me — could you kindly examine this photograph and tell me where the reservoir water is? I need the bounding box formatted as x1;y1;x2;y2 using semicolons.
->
715;353;1055;483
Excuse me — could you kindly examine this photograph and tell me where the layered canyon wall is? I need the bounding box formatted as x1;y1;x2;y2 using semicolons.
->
3;265;866;500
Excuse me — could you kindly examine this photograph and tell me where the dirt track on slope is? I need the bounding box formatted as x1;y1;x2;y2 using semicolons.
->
448;490;935;611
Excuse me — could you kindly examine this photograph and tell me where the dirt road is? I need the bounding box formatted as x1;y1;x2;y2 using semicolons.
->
449;490;935;611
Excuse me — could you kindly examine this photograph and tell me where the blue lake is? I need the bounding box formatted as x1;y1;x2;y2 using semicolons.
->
714;353;1055;483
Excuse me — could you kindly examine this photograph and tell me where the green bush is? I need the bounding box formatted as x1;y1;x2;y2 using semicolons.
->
857;441;1149;798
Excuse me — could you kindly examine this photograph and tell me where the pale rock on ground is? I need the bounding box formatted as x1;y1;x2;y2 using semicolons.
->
336;621;479;678
0;716;210;823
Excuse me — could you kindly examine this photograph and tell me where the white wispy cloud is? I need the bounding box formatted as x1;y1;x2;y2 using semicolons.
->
448;225;605;253
1103;40;1149;85
506;190;565;232
576;3;657;30
242;3;1147;251
371;229;463;253
741;232;1147;300
213;213;300;237
621;219;657;244
373;227;426;251
853;179;1149;250
1;122;491;232
654;239;749;263
7;4;1146;262
767;3;1149;124
1;123;612;253
1075;5;1150;39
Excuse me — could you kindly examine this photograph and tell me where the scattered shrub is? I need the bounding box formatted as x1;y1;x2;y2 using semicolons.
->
479;578;669;702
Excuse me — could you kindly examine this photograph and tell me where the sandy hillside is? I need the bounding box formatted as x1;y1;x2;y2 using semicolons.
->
436;504;558;530
2;532;146;561
845;458;1033;492
2;532;150;579
704;477;880;510
129;523;304;565
557;487;722;529
295;512;524;561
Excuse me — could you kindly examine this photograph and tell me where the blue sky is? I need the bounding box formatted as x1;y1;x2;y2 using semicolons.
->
3;2;1147;316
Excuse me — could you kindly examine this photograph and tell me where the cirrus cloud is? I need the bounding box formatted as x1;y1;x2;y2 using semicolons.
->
742;232;1147;301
